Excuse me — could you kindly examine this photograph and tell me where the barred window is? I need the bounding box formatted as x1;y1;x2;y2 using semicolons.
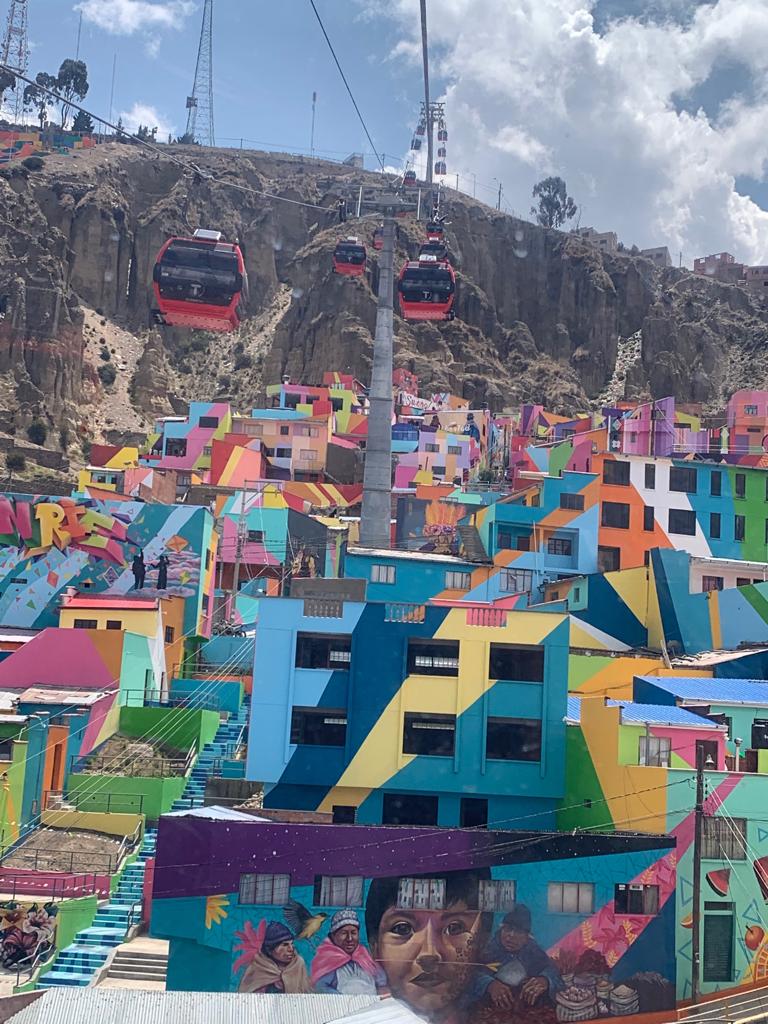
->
500;569;533;594
479;879;516;912
239;873;290;905
397;877;445;910
315;876;363;907
702;816;747;860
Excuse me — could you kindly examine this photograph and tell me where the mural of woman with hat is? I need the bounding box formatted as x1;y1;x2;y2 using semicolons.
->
311;909;388;995
234;919;312;994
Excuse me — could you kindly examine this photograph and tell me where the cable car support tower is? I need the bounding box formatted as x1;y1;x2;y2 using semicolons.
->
0;0;29;124
184;0;214;146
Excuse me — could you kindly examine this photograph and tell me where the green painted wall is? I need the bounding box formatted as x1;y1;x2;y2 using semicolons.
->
118;706;219;753
618;724;643;765
557;726;607;831
67;772;187;821
55;895;98;950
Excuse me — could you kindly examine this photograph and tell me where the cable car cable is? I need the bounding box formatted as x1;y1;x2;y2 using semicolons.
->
307;0;385;173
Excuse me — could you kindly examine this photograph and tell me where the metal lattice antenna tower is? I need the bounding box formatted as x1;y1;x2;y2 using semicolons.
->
184;0;214;146
1;0;29;123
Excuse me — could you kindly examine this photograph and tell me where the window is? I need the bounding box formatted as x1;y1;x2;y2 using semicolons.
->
166;439;187;457
382;793;438;826
601;502;630;529
711;471;722;496
547;537;573;556
573;587;581;602
445;570;471;590
275;447;292;458
397;878;445;910
735;473;746;498
164;626;175;644
669;466;698;493
643;506;654;532
702;816;747;860
549;591;560;601
668;508;696;536
704;910;734;983
0;740;13;760
489;644;544;682
403;713;456;756
614;884;660;915
516;535;531;551
598;546;621;572
299;450;318;461
764;518;768;545
106;619;122;630
702;576;724;592
479;879;517;911
315;876;363;907
548;882;594;914
765;477;768;502
239;873;290;904
603;460;630;485
407;640;460;676
290;707;347;746
737;577;750;587
280;425;290;435
447;445;462;455
199;415;219;428
332;805;356;824
486;717;542;761
644;464;656;489
460;797;488;828
735;515;746;542
295;633;352;669
639;735;671;766
424;443;440;453
371;564;396;585
432;465;446;476
745;404;759;415
710;512;721;539
560;492;585;511
500;569;533;594
247;529;264;543
73;619;97;629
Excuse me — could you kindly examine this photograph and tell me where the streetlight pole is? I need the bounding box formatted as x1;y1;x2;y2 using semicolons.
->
359;218;395;549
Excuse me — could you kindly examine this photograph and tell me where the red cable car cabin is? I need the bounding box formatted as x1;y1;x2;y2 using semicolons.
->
152;230;246;332
426;221;445;241
333;238;367;277
404;170;417;185
398;255;456;323
419;241;448;261
434;160;447;176
373;227;384;251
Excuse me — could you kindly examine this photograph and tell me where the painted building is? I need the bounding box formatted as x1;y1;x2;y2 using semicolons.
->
0;494;216;637
344;548;488;605
151;808;677;1021
143;403;234;474
560;693;768;998
248;597;569;827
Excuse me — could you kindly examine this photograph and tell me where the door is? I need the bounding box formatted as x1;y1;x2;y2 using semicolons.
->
703;910;734;983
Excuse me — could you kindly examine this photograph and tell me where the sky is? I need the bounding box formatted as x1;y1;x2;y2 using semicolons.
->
4;0;768;265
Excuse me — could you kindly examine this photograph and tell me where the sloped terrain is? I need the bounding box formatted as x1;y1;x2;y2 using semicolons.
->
2;141;768;459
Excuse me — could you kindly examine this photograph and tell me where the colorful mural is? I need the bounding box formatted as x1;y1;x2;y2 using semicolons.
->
0;901;57;970
152;815;676;1020
0;495;215;636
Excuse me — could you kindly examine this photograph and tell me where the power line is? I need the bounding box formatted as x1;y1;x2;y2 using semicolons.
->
307;0;384;172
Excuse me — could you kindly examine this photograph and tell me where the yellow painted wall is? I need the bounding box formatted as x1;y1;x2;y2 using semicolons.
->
59;606;161;637
41;809;143;840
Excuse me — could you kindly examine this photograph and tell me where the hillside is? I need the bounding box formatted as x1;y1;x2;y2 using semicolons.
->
2;141;768;457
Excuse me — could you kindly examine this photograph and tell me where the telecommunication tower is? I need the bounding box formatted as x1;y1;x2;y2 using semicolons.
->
184;0;214;146
0;0;29;123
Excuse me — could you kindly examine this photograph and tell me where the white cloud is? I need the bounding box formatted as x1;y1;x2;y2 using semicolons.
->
378;0;768;264
118;101;174;140
76;0;194;35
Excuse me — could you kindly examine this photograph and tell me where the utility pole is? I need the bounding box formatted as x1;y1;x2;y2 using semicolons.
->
75;9;82;59
419;0;432;186
1;0;29;124
497;181;503;211
691;741;706;1003
360;218;395;549
310;90;317;158
185;0;215;146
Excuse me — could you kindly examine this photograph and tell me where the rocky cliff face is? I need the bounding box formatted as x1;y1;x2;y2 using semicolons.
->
2;142;768;452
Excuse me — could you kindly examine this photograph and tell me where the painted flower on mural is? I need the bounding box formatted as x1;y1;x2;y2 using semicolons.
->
591;917;637;967
205;894;229;929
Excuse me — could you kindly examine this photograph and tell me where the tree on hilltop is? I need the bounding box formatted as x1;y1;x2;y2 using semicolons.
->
531;176;578;230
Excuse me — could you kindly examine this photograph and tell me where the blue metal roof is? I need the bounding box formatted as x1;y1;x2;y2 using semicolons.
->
566;696;721;728
636;676;768;707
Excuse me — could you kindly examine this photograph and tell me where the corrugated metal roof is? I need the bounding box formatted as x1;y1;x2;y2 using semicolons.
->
7;991;386;1024
566;696;722;729
161;805;265;822
636;676;768;707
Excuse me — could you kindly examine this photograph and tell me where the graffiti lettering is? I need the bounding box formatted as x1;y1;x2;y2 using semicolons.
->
0;497;127;564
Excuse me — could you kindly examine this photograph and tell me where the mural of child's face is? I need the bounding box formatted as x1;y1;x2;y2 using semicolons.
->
373;901;483;1016
269;940;295;967
500;925;528;954
331;925;360;956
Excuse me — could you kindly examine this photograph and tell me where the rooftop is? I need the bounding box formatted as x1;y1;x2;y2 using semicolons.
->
636;675;768;707
61;595;159;611
346;546;471;565
566;696;724;729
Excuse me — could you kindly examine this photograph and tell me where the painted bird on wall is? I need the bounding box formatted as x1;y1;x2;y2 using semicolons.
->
284;898;327;941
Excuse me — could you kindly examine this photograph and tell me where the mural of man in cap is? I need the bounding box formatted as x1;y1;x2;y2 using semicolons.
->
471;904;562;1015
236;920;312;994
311;909;387;995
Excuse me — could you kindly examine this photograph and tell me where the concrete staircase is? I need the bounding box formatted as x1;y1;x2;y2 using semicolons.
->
170;699;250;812
105;945;168;984
37;828;157;989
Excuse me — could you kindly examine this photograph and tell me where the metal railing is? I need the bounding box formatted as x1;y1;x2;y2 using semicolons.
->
303;597;344;618
0;848;121;874
0;872;101;900
384;603;426;623
76;743;197;779
14;936;57;990
45;790;145;814
122;688;222;712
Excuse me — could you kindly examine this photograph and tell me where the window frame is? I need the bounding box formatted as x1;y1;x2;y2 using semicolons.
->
402;712;456;757
735;514;746;542
702;575;724;593
614;883;660;916
560;492;585;511
397;877;446;910
735;473;747;499
638;734;672;766
479;879;517;912
547;536;573;556
644;464;656;489
601;501;630;529
488;643;544;683
73;618;98;629
669;466;698;494
445;570;471;590
407;639;460;677
710;471;722;497
500;568;533;594
597;546;621;572
710;512;721;539
239;872;291;905
485;716;543;762
371;564;396;585
548;881;594;915
668;508;697;536
314;875;364;907
290;706;348;747
702;816;747;861
295;633;352;670
603;460;630;486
